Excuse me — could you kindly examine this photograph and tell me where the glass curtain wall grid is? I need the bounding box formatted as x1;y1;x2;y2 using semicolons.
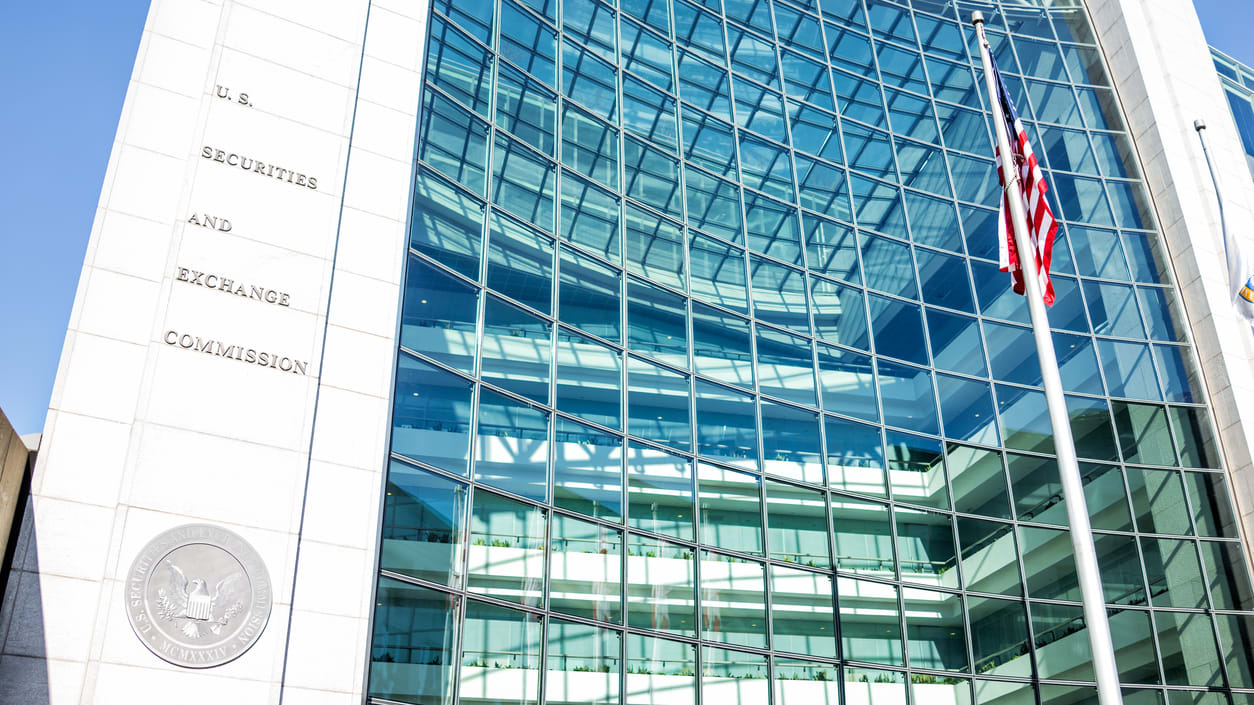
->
370;1;1254;705
1211;47;1254;180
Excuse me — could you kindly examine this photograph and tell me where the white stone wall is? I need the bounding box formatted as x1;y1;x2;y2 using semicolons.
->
0;1;426;702
1088;0;1254;562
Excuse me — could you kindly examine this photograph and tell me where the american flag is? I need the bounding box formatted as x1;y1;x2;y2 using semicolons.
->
992;56;1058;306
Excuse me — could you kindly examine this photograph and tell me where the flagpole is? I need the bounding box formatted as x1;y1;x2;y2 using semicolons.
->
971;13;1124;705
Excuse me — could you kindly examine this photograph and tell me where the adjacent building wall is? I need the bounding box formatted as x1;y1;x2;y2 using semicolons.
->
1090;0;1254;563
0;1;426;703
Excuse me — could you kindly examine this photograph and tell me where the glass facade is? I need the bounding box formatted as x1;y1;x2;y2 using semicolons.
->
1212;47;1254;180
371;1;1254;704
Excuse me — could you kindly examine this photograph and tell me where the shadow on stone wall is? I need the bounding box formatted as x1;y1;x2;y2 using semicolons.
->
0;504;52;704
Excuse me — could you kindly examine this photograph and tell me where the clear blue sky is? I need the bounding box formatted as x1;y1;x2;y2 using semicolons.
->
0;1;1251;435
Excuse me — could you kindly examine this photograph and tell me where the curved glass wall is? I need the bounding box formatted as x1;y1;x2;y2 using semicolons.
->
371;1;1254;704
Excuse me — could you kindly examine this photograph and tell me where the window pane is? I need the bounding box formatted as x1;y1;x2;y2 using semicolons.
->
468;490;546;606
773;658;840;705
474;389;549;501
1185;472;1238;537
550;514;622;623
628;356;692;451
481;297;551;404
811;277;870;352
546;618;621;704
1155;611;1223;687
751;256;809;328
624;204;685;292
696;379;759;470
878;360;939;435
839;577;904;665
382;460;468;587
690;233;750;313
762;400;823;483
938;374;999;445
493;134;556;232
369;578;459;705
756;326;817;407
969;596;1031;677
626;535;696;636
484;210;554;312
766;479;830;568
832;494;895;576
554;417;623;522
903;586;968;672
886;429;948;509
411;167;486;278
816;344;877;422
625;633;696;702
560;246;621;342
1126;468;1191;535
556;328;621;429
402;254;479;374
868;294;928;365
1200;540;1254;610
771;564;837;658
700;551;767;647
692;303;755;388
927;309;988;378
392;352;473;475
1141;537;1206;609
698;462;764;555
627;278;688;369
561;171;620;262
703;645;770;702
460;600;542;704
826;416;886;497
627;442;695;540
948;445;1011;519
897;507;959;589
958;517;1022;596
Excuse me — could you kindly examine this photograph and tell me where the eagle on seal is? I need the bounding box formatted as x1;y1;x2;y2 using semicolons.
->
155;563;245;639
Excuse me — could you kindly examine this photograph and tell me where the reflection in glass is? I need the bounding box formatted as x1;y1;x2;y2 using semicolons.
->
897;507;959;589
695;380;759;470
839;577;904;666
826;415;886;497
546;618;620;705
700;551;767;648
761;400;823;484
480;296;551;404
886;430;948;509
624;633;696;704
969;596;1031;677
392;353;474;475
474;389;549;501
832;493;894;577
401;255;479;374
369;578;459;705
459;599;542;705
556;328;621;429
698;463;763;556
626;535;696;637
553;417;622;522
702;645;769;703
903;586;968;672
773;658;839;705
382;460;467;587
550;513;622;624
467;490;546;607
1155;610;1223;687
771;564;836;658
627;442;694;541
766;479;829;568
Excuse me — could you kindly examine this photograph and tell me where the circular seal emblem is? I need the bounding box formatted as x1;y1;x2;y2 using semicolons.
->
124;523;272;668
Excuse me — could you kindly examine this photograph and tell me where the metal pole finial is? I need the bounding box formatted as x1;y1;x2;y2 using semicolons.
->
1195;118;1207;131
971;10;985;24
